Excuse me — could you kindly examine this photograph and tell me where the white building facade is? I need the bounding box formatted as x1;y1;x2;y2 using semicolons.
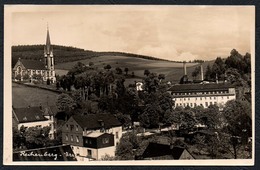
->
168;83;236;108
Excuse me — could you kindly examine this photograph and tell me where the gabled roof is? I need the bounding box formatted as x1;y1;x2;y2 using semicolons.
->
13;145;77;161
13;107;48;123
142;142;194;160
20;59;46;70
71;114;122;130
168;83;234;92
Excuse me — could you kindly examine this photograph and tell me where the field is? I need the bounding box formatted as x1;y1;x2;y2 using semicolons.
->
55;55;214;83
12;83;59;108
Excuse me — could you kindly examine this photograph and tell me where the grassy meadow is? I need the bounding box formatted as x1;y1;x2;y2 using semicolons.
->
55;55;214;83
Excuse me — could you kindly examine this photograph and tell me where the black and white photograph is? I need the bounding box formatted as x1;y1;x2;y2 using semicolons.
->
4;5;255;165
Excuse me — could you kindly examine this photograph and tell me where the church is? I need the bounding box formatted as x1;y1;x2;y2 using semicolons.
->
13;28;56;83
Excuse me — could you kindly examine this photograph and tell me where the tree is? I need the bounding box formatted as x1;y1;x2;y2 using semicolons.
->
15;74;22;81
209;57;226;80
131;72;135;78
24;126;51;149
158;74;165;82
192;66;200;80
115;134;134;160
124;68;129;75
139;104;160;128
143;73;159;93
56;93;76;120
223;100;252;159
194;104;221;129
205;64;213;80
13;127;26;150
68;62;87;75
115;67;123;74
56;81;61;90
23;74;30;80
144;69;150;77
104;64;112;71
89;61;94;67
47;78;50;85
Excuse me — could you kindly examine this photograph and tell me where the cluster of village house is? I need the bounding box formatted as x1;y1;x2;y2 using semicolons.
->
12;29;250;161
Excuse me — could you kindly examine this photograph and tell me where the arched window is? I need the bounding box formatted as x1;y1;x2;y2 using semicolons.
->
17;67;22;73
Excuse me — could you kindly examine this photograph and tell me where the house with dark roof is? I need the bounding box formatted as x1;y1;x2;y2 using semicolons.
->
13;145;77;161
168;83;236;108
61;114;122;161
141;142;194;160
12;106;55;139
12;28;56;83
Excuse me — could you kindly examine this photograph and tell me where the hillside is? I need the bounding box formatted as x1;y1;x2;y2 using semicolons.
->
12;44;212;83
12;45;175;67
55;55;204;82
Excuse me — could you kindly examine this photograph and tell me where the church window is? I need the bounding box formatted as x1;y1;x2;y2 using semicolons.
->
65;134;68;141
17;67;22;73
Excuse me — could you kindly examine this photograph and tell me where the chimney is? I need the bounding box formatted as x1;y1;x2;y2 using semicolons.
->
98;120;105;131
183;62;187;75
200;63;204;81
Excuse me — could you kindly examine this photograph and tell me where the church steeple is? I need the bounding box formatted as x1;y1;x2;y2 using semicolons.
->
45;26;52;55
43;25;56;83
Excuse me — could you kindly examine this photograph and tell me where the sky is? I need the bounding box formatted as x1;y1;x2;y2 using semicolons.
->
8;5;254;61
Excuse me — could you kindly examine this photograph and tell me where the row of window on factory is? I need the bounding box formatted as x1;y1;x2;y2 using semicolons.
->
172;90;229;96
175;96;230;101
175;101;217;107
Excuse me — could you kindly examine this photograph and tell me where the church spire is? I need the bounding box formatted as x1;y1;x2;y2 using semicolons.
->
45;25;52;55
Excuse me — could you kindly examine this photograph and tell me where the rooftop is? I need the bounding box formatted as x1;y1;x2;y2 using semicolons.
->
72;114;122;130
13;106;48;123
85;132;105;138
168;83;234;92
142;142;194;160
19;59;46;70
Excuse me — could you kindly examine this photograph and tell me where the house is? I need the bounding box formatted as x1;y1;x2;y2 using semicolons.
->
12;106;55;139
12;27;56;83
62;114;122;161
13;145;77;161
168;83;236;108
141;142;194;160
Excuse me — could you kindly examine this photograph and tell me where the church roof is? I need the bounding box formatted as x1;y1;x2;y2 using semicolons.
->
13;106;48;123
71;114;122;130
20;59;46;70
